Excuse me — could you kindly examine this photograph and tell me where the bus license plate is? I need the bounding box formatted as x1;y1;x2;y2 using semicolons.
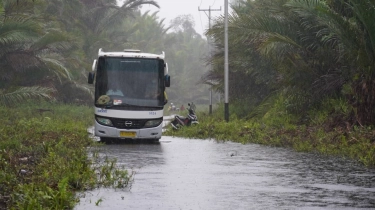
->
120;131;136;138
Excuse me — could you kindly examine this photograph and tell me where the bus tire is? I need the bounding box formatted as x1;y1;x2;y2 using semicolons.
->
100;137;113;144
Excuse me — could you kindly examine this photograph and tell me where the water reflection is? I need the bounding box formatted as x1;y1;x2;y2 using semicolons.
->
99;143;165;169
76;136;375;210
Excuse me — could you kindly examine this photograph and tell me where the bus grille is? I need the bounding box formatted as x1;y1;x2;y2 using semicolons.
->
111;119;147;129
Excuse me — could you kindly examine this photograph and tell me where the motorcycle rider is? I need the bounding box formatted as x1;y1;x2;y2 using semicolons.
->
170;103;176;111
168;103;173;112
170;102;198;129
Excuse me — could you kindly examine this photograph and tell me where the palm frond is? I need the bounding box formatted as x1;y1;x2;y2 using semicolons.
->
40;57;72;82
30;29;73;51
286;0;360;57
348;0;375;60
97;0;159;32
0;19;40;47
0;86;55;107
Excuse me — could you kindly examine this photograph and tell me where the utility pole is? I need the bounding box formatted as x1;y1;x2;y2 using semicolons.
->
198;6;221;115
224;0;229;122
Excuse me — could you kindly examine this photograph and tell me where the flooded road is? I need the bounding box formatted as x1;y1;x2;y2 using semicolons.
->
75;135;375;210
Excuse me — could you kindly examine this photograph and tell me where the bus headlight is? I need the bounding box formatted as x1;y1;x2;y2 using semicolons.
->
96;117;113;126
144;119;162;128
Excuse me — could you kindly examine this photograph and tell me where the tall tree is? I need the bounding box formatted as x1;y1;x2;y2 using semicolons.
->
0;0;161;105
0;0;71;105
165;15;209;104
206;0;375;125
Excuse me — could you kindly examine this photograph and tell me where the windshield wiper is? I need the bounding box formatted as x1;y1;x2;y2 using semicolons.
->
116;103;140;107
95;102;138;108
96;103;162;109
95;103;114;108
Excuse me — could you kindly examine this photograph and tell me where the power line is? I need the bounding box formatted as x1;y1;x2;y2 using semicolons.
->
198;6;221;114
198;11;204;36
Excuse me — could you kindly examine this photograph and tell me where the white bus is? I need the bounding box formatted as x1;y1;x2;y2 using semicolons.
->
88;49;170;143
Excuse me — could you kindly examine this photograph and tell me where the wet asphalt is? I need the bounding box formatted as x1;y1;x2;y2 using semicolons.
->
75;129;375;210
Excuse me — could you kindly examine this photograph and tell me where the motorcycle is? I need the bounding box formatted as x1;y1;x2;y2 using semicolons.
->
170;103;198;129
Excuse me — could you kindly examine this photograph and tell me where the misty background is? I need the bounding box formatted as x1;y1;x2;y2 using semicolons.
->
0;0;218;108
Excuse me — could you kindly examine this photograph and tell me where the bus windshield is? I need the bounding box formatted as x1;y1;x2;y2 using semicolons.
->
95;57;165;108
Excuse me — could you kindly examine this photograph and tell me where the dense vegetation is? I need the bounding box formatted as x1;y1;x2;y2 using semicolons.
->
169;0;375;167
165;105;375;167
1;0;375;207
0;0;209;209
0;103;131;209
0;0;210;107
204;0;375;128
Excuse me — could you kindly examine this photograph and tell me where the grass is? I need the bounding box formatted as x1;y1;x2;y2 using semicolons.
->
164;101;375;168
0;102;131;210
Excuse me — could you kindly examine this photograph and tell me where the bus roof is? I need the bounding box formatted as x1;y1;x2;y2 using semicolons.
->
98;48;165;60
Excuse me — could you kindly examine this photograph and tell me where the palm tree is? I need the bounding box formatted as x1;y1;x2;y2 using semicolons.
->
124;10;170;51
0;0;161;106
77;0;159;59
206;0;375;125
0;86;55;106
283;0;375;124
0;0;75;106
204;0;281;112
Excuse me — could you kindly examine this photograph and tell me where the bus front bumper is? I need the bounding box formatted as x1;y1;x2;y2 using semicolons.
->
94;121;163;140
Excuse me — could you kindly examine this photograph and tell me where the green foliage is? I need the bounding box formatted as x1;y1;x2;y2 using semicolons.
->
0;103;131;209
206;0;375;126
0;87;56;107
95;198;103;206
0;0;211;108
0;0;165;106
307;96;352;126
260;93;299;127
164;102;375;167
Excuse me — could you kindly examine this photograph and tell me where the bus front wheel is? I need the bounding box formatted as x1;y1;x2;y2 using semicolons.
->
100;137;114;144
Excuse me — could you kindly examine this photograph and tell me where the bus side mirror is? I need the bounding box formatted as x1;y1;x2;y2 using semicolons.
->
88;72;95;84
92;59;97;71
88;59;97;84
165;75;170;87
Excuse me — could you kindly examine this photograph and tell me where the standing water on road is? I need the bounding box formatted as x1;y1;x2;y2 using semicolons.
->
75;136;375;210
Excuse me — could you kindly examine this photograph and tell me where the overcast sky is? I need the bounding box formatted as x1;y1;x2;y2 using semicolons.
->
141;0;226;36
118;0;228;36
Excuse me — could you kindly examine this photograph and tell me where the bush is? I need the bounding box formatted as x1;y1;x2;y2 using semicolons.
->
0;102;131;210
